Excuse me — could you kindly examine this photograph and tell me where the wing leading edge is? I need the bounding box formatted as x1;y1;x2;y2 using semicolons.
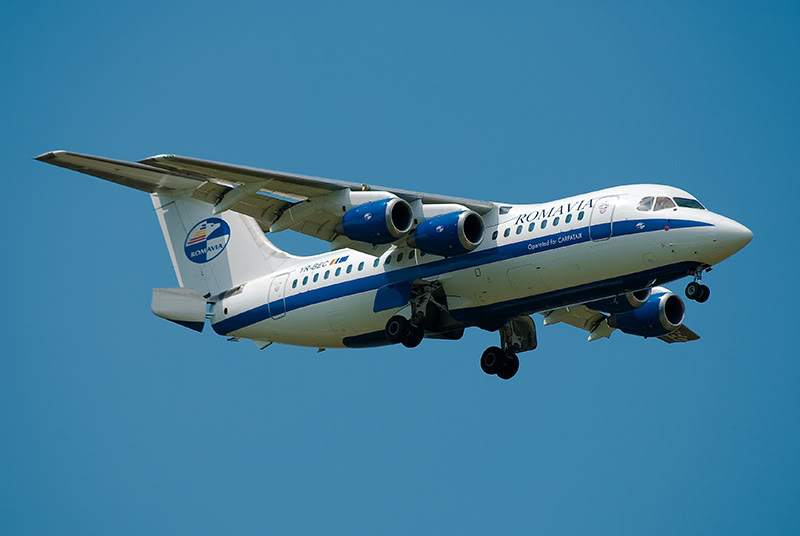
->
36;151;496;247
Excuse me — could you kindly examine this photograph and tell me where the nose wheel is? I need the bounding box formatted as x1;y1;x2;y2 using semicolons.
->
685;281;710;303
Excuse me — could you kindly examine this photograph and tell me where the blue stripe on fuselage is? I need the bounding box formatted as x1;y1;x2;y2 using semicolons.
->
343;259;704;347
212;218;712;335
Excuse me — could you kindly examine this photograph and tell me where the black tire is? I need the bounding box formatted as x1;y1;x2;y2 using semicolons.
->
696;284;710;303
685;281;702;301
480;346;503;375
402;325;424;348
497;352;520;380
385;315;409;344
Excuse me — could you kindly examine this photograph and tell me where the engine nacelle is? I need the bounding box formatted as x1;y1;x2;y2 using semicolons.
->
607;290;685;337
587;289;652;314
340;197;414;244
408;210;485;256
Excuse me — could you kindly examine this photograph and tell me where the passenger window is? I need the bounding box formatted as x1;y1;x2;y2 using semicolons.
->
373;258;379;268
302;276;308;285
420;251;426;257
346;264;352;274
637;196;654;211
385;256;391;265
504;228;510;238
516;225;522;235
358;262;364;271
313;273;319;283
335;267;342;276
654;196;676;211
397;252;403;262
578;211;584;220
292;279;297;288
565;214;572;224
528;223;535;232
541;219;547;229
408;250;415;260
553;216;559;226
324;270;330;279
492;230;498;240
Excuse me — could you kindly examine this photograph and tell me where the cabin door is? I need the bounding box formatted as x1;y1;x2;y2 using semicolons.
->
589;196;618;241
268;273;289;319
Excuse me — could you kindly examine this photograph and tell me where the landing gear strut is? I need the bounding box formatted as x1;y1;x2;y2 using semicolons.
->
685;268;710;303
480;316;537;380
384;282;447;349
384;315;425;348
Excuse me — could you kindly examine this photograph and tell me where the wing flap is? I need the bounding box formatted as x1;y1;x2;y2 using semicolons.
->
544;303;702;344
38;150;496;248
140;154;495;213
542;305;613;342
190;182;290;230
658;325;701;343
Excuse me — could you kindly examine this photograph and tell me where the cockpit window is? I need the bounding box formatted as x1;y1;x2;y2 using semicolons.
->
673;197;705;209
637;196;654;211
654;196;676;211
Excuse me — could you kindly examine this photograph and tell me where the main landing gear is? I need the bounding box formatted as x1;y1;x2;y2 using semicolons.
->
480;346;520;380
385;315;425;348
685;268;710;303
384;282;448;349
480;316;538;380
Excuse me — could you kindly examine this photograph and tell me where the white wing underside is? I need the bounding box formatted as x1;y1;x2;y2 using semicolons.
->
541;305;700;343
36;151;495;253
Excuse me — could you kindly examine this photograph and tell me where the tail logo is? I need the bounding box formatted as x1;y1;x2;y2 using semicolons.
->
184;218;231;264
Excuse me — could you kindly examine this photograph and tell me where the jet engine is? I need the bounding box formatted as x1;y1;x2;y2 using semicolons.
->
587;289;652;314
607;290;685;338
408;210;485;256
340;197;414;244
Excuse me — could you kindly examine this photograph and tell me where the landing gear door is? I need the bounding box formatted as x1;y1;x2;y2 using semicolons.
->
268;273;289;319
589;195;618;241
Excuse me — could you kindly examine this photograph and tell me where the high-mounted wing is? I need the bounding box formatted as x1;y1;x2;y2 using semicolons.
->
37;151;496;253
139;154;495;214
542;305;616;342
35;151;203;194
542;302;700;343
139;154;495;248
35;151;292;227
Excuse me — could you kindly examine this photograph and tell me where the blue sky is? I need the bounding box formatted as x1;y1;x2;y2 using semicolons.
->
2;1;798;534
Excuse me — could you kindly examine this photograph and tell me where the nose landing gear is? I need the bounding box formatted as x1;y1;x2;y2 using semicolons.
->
685;281;710;302
685;268;711;303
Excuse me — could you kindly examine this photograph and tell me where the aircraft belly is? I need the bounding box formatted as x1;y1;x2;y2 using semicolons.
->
233;290;393;348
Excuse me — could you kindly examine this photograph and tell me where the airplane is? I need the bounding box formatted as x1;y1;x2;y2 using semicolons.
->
36;150;753;380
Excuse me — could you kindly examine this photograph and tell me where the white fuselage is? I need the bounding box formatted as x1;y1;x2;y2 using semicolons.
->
210;184;751;348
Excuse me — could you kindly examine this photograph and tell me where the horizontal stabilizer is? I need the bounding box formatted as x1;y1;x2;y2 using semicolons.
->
152;288;207;332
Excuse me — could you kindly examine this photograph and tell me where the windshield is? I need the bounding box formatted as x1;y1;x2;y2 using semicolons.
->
654;197;676;211
673;197;705;210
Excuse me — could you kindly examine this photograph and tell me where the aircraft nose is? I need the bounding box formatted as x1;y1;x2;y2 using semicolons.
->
717;218;753;256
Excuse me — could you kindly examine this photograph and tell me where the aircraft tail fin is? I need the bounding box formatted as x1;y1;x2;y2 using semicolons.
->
151;194;296;296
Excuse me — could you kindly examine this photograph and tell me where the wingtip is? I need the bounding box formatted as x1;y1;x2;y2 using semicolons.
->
34;150;66;162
